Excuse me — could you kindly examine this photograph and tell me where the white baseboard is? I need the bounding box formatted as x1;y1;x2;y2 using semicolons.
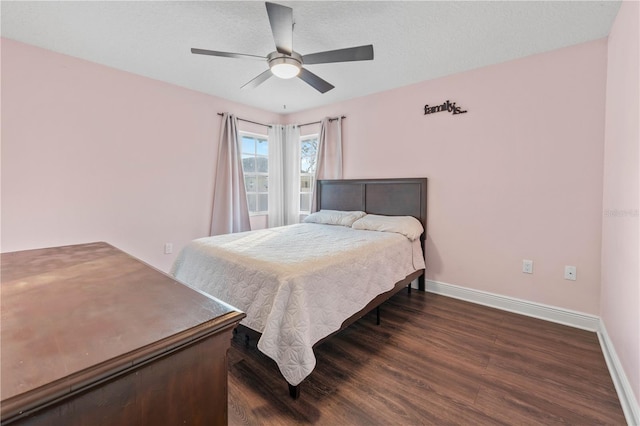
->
598;322;640;426
424;279;600;331
423;279;638;425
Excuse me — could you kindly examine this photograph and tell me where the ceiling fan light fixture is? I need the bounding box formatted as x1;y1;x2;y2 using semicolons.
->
268;52;302;79
271;62;300;79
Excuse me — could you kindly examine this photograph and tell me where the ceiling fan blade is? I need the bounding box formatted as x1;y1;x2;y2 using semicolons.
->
191;48;265;61
302;45;374;65
298;68;334;93
241;69;273;89
265;2;293;55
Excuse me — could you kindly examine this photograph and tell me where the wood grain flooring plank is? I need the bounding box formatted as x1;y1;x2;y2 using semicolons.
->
487;348;620;402
477;366;625;425
228;291;625;425
474;384;583;426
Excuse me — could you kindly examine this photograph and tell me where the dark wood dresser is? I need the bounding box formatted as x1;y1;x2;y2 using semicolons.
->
1;242;245;425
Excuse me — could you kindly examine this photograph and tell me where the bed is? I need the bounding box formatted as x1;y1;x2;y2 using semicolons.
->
172;178;427;398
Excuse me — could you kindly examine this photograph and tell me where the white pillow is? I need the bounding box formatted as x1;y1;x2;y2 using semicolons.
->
303;210;367;227
352;214;424;240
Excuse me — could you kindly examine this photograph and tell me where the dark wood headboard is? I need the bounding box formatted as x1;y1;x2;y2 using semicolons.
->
315;178;428;247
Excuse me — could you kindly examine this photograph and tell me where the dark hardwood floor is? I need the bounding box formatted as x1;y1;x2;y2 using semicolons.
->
227;291;625;425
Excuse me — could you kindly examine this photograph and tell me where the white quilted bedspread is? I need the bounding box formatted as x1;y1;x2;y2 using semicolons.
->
171;223;425;386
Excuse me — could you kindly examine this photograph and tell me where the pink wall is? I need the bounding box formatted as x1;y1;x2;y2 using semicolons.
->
2;36;609;315
0;36;611;316
287;39;608;315
602;0;640;411
1;38;279;272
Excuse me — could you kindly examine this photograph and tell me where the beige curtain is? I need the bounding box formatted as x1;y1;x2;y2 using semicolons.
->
210;113;251;235
310;117;343;212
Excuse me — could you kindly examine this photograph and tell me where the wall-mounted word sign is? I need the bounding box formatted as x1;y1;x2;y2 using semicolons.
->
424;100;467;116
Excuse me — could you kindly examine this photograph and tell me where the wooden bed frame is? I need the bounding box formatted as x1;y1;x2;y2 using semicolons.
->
315;177;428;293
240;177;428;399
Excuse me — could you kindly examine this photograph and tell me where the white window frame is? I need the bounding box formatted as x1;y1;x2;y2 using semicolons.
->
239;131;269;216
299;134;319;215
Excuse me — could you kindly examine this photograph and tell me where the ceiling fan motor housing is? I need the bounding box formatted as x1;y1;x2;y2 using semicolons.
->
267;51;303;78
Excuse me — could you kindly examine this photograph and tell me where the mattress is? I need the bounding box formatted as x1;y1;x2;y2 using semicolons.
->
171;223;425;386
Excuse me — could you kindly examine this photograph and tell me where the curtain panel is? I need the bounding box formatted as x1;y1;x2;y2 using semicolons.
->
268;124;300;227
310;117;343;212
210;113;251;235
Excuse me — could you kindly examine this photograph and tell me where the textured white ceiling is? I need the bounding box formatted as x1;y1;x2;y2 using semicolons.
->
1;1;622;114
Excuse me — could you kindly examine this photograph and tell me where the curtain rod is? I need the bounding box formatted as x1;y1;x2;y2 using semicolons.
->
217;113;272;128
217;113;346;128
298;116;346;128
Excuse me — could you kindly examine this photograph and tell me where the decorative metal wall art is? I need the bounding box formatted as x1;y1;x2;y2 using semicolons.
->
424;100;467;116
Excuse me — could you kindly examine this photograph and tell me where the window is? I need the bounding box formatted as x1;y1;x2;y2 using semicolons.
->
240;131;318;216
240;132;269;214
300;135;319;214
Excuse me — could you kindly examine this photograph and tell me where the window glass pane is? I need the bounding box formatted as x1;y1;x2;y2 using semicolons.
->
256;156;268;173
300;138;318;174
242;137;255;154
301;139;317;153
300;175;312;191
299;135;318;214
240;131;269;215
257;175;268;192
245;175;256;193
247;194;257;212
256;139;268;156
242;156;256;172
258;194;268;212
301;157;315;174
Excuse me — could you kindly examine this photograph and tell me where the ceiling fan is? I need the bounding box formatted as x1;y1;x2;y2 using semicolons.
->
191;2;374;94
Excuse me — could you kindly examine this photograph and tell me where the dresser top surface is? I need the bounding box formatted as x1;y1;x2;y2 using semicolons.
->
1;242;243;403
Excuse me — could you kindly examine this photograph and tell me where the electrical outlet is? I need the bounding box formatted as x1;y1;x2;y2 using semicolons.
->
522;259;533;274
164;243;173;255
564;265;576;281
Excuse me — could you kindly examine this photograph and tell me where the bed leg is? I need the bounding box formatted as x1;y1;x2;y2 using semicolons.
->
288;384;300;399
244;334;250;347
419;274;426;292
408;283;412;294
